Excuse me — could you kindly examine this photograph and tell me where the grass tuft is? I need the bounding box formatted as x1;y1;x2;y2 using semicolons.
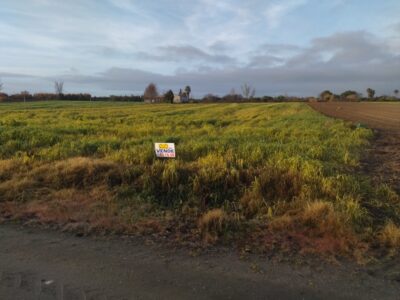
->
379;222;400;251
198;208;227;243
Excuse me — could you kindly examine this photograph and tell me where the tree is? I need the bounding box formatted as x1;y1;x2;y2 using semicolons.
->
394;89;399;97
241;83;256;99
0;79;3;92
223;89;243;102
366;88;375;99
144;83;159;100
184;86;191;99
202;94;221;102
340;90;359;101
164;90;174;103
54;81;64;98
319;90;333;102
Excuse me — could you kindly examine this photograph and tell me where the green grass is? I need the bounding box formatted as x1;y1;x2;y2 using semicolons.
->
0;101;398;257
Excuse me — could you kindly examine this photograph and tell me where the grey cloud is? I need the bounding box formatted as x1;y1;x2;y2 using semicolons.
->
313;31;389;64
258;43;303;54
247;43;302;68
288;31;391;66
208;41;231;53
2;30;399;97
136;45;237;64
63;51;400;97
40;28;400;97
392;22;400;33
247;54;284;68
0;72;42;79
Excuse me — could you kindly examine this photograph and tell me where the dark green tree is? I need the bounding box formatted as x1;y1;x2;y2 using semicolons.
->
319;90;333;101
164;90;174;103
184;86;191;99
366;88;375;99
340;90;359;101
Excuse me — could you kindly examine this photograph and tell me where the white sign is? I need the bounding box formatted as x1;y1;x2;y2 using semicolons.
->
154;143;176;158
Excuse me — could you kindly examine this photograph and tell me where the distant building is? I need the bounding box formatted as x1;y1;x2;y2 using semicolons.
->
173;89;189;103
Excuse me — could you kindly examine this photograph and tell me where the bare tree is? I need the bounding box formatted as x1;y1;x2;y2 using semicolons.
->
249;88;256;99
55;81;64;98
21;91;30;103
241;83;256;99
144;83;159;100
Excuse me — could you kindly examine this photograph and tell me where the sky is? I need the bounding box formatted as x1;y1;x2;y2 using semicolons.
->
0;0;399;97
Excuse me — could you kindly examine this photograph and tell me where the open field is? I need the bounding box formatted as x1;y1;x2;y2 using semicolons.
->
0;101;399;258
308;102;400;131
309;102;400;194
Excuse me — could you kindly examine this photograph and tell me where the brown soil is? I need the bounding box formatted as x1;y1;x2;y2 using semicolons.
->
309;102;400;193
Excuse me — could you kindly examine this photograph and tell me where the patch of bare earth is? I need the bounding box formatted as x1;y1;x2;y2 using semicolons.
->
309;102;400;193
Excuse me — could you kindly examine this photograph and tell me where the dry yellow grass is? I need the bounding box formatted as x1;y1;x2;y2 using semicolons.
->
240;178;267;218
198;208;227;243
266;201;357;256
0;159;25;181
379;222;400;250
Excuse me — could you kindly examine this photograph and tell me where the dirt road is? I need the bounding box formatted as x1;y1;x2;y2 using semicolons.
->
1;225;399;300
309;102;400;192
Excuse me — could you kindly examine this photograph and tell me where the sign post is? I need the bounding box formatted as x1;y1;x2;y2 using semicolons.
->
154;143;176;158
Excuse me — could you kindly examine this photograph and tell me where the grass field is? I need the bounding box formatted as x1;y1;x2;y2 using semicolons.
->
0;101;399;258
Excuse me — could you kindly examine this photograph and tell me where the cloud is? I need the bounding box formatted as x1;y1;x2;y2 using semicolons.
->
257;43;303;54
135;45;237;64
287;31;391;66
1;1;399;96
247;55;284;68
247;43;303;68
386;22;400;53
60;29;400;96
264;0;308;29
1;28;399;97
71;53;399;97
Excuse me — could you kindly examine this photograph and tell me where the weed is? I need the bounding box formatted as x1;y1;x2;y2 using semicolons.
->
198;208;228;243
379;222;400;251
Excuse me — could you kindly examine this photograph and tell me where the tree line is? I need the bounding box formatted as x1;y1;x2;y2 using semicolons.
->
0;79;399;103
318;88;400;102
